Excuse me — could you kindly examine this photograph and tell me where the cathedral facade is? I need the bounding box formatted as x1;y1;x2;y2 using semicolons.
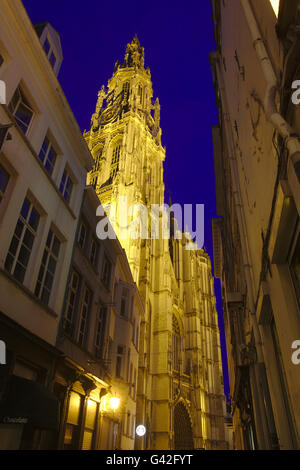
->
84;37;227;450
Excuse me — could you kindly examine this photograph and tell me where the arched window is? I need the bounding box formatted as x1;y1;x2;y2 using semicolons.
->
138;84;143;105
172;315;181;372
122;82;130;96
110;143;121;180
111;144;120;165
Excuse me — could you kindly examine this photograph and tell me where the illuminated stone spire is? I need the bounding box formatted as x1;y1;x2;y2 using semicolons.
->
123;34;145;69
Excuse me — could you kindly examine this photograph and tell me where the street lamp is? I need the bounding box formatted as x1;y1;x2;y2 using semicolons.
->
136;424;146;437
110;396;120;411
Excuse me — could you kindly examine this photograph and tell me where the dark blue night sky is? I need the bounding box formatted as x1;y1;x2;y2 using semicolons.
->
22;0;229;399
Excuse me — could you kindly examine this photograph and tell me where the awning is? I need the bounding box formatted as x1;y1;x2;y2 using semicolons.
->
0;375;60;431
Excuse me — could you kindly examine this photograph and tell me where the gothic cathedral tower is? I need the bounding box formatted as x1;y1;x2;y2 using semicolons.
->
84;36;227;450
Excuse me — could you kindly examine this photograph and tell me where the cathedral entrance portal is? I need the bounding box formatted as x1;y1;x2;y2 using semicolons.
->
174;402;194;450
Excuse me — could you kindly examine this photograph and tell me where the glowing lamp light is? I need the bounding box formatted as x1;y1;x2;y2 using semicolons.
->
136;424;146;437
269;0;279;17
110;396;120;410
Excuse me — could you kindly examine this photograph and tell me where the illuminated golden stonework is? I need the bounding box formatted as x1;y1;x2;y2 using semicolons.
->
84;37;227;450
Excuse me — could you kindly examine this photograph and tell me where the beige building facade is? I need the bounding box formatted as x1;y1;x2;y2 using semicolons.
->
55;187;144;450
0;0;143;450
211;0;300;450
0;0;93;449
85;37;227;450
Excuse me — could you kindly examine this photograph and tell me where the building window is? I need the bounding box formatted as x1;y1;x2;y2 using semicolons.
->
59;168;73;203
0;163;10;202
43;37;56;69
63;270;80;335
290;233;300;306
5;197;40;284
110;144;120;181
64;391;82;449
77;221;87;249
9;87;34;135
82;399;98;450
116;345;124;378
122;82;130;96
111;145;120;165
90;238;99;267
34;229;60;306
101;254;111;289
38;136;57;176
95;304;107;358
77;285;92;347
120;287;129;317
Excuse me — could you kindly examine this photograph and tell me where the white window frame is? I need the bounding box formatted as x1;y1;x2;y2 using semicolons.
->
9;86;35;135
43;35;57;70
34;227;61;306
38;134;57;176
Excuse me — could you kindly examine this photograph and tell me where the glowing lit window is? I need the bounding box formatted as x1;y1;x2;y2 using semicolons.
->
78;284;92;346
95;303;107;358
82;399;98;450
270;0;279;17
111;144;120;165
63;270;80;335
64;391;82;449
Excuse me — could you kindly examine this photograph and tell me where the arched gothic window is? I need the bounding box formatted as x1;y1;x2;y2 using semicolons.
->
111;144;120;165
122;82;130;96
110;143;121;180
